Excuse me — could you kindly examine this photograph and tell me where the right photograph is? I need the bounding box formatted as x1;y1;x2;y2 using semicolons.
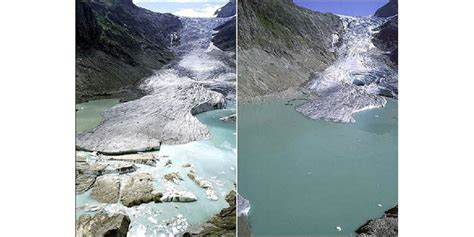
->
238;0;398;236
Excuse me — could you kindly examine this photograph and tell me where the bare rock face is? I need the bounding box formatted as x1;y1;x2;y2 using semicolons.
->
76;82;225;154
76;212;131;237
356;205;398;236
120;173;162;207
374;0;398;18
90;176;121;204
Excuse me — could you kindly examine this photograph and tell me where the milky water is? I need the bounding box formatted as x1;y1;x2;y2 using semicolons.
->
238;99;397;236
75;99;119;133
76;102;236;236
76;16;236;236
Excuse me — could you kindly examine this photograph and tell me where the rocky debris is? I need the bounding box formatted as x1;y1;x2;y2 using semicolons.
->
76;162;108;176
161;190;198;202
373;16;398;66
158;214;190;236
164;159;172;167
184;191;236;236
90;176;121;204
238;0;343;102
214;0;236;18
76;212;131;237
163;172;183;183
76;0;182;103
76;82;225;154
76;173;97;194
219;114;236;122
356;205;398;237
374;0;398;18
100;153;157;166
187;173;218;200
103;162;137;175
296;84;387;123
120;173;162;207
78;203;106;213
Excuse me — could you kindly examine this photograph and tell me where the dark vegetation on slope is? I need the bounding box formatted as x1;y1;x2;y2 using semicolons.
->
238;0;343;100
76;0;182;103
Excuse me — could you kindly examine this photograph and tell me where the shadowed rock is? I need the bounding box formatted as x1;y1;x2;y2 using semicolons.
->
374;0;398;18
76;212;131;237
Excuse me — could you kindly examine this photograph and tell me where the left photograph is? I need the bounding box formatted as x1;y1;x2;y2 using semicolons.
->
75;0;236;236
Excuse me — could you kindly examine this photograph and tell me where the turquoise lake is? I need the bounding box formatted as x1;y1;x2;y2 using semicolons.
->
238;99;398;236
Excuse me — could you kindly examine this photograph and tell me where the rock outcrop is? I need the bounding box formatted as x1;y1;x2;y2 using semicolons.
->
356;205;398;237
184;191;236;236
76;0;182;103
120;173;162;207
374;0;398;18
238;0;343;102
214;0;236;18
76;212;131;237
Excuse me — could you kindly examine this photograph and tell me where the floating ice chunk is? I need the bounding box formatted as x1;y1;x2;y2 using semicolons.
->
378;203;383;207
336;226;342;231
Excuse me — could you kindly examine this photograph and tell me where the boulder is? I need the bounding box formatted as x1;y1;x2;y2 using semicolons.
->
163;172;183;183
103;162;137;175
90;176;121;204
120;173;162;207
76;212;131;237
76;173;97;194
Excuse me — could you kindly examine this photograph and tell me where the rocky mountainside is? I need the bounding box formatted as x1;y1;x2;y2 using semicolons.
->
238;0;343;102
76;0;182;103
374;0;398;17
373;0;398;66
215;0;236;18
212;17;236;52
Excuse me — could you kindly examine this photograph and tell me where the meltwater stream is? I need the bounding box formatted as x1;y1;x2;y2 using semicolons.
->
76;17;236;236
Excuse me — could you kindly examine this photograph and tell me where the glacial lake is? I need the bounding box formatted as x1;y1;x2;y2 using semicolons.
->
238;99;398;236
75;99;120;133
76;100;236;235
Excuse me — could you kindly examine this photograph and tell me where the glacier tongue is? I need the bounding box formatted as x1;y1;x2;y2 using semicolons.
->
298;16;397;123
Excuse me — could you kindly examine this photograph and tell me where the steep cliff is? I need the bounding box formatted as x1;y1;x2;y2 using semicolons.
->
212;17;236;52
76;0;182;102
238;0;343;102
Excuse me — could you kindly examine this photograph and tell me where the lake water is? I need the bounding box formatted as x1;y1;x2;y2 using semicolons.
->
75;99;120;133
238;99;397;236
76;100;236;236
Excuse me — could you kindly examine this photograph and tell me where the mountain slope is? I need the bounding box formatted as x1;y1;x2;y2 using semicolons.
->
214;0;236;18
238;0;343;102
374;0;398;17
212;17;236;52
76;0;182;103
